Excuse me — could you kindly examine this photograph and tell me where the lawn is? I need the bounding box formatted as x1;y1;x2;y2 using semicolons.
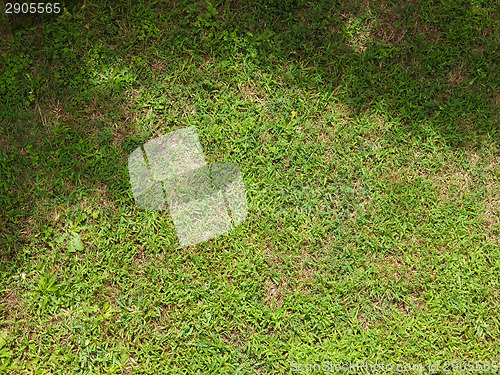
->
0;0;499;373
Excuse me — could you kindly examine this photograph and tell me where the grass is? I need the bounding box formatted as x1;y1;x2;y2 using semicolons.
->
0;0;499;373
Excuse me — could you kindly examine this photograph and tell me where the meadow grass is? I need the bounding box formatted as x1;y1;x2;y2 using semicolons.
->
0;0;499;373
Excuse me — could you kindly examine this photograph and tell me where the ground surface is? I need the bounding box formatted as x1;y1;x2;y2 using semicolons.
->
0;0;499;373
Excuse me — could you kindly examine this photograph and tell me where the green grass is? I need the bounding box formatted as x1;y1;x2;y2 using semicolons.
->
1;0;499;373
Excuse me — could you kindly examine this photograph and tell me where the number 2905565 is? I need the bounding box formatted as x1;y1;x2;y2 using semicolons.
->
5;3;61;14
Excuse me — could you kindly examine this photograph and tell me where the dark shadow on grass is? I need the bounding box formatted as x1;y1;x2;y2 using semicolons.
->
185;0;499;147
0;90;143;275
2;0;497;148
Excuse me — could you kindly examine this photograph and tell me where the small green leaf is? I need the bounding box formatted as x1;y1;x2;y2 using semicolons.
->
72;234;84;251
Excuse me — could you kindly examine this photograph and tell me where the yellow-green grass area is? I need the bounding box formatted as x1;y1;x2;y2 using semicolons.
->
0;0;499;373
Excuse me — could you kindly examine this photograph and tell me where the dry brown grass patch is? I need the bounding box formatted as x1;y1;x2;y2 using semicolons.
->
262;244;318;307
0;135;10;151
151;60;167;77
357;310;370;330
434;171;470;203
221;329;245;347
482;177;500;243
375;254;407;280
430;153;481;203
263;278;286;308
239;83;265;104
1;287;22;322
366;1;418;46
448;63;467;85
85;95;107;123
